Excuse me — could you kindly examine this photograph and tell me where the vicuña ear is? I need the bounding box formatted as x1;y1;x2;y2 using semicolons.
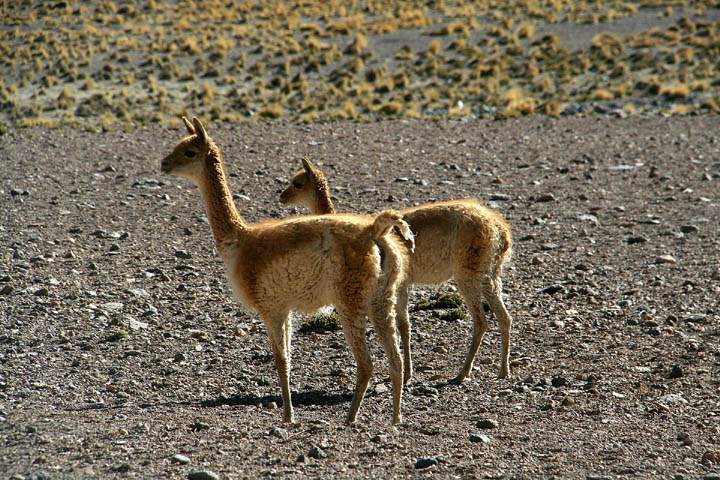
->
192;117;207;144
301;157;317;181
182;116;195;135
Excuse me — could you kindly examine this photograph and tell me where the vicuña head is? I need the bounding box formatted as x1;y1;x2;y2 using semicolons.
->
279;157;336;214
160;116;411;426
161;117;213;180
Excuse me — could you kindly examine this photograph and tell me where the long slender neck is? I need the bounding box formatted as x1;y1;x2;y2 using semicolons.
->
314;175;336;214
196;142;246;245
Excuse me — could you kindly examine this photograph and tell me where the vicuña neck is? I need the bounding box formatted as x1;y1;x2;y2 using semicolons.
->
314;176;336;214
196;142;246;245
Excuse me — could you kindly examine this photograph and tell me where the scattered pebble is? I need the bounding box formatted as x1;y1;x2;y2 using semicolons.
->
489;193;510;201
677;432;692;446
175;250;192;259
171;454;191;464
626;236;649;244
270;427;289;440
680;225;699;234
668;365;684;379
469;432;491;443
414;457;439;470
655;255;677;264
551;375;568;388
476;419;498;429
188;470;219;480
702;450;720;466
308;445;327;459
535;193;556;202
540;285;564;295
190;422;210;431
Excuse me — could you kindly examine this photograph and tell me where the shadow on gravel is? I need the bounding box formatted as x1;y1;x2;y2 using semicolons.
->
63;390;358;412
201;389;355;408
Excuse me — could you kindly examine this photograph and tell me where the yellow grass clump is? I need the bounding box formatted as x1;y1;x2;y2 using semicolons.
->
659;83;690;99
592;88;614;101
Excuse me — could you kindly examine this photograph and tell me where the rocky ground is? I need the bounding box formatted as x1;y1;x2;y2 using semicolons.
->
1;115;720;478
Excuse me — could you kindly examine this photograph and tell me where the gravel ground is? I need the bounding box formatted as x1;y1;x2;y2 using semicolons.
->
1;115;720;479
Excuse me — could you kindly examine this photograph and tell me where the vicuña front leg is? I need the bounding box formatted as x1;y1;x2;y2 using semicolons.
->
484;278;513;379
454;278;489;384
264;312;295;424
338;311;374;425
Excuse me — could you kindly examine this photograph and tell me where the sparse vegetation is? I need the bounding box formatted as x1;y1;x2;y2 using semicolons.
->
415;292;465;311
298;311;342;334
1;1;718;128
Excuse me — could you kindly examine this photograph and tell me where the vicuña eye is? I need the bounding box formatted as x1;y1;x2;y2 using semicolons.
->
293;181;304;189
185;150;197;158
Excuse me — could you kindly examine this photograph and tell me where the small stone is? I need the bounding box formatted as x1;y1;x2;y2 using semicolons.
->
190;421;210;431
476;419;498;429
34;287;50;296
109;244;120;252
128;318;148;330
175;250;192;259
0;285;12;295
535;193;556;202
541;285;564;295
414;457;439;469
561;396;575;407
680;225;699;234
627;236;649;244
188;470;219;480
701;450;720;466
677;432;692;446
171;454;191;464
489;193;510;201
469;432;491;443
551;375;568;387
578;214;599;225
668;365;684;379
270;427;289;440
702;474;720;480
655;255;677;264
266;401;278;410
308;445;327;459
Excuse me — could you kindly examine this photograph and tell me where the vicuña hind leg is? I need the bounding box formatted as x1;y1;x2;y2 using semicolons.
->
453;277;488;384
484;277;513;379
263;312;295;423
369;301;403;425
337;309;374;425
396;286;413;384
